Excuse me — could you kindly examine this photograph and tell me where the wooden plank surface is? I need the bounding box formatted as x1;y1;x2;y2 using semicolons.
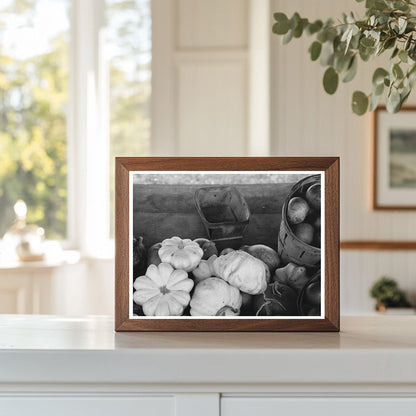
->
132;183;289;250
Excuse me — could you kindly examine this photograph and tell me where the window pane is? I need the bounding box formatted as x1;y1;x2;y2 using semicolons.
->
106;0;151;237
0;0;70;239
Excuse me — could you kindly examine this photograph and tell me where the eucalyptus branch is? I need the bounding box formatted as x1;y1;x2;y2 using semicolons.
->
272;0;416;115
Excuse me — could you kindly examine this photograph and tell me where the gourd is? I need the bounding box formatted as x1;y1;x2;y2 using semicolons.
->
132;236;146;277
274;262;309;293
133;263;194;316
239;244;280;275
254;282;298;316
220;247;234;256
190;277;242;316
193;238;218;260
192;254;217;284
213;250;268;295
158;236;203;272
147;242;162;267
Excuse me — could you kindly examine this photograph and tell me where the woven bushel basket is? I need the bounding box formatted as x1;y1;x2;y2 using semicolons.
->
277;174;321;268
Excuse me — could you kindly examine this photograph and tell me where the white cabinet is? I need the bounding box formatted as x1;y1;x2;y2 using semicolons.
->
1;397;175;416
1;316;416;416
222;398;416;416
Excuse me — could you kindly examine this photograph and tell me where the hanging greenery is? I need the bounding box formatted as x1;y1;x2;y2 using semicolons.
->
272;0;416;115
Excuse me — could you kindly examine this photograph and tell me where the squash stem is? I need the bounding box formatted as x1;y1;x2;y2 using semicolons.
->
216;305;239;316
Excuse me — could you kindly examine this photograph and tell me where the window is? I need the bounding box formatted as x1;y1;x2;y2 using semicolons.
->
0;0;70;239
0;0;151;251
106;0;151;237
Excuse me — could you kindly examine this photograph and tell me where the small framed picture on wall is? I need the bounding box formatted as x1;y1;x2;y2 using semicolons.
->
115;157;339;332
374;106;416;209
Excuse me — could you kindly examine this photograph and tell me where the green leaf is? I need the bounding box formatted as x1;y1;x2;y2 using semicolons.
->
309;41;322;61
393;0;409;11
383;37;396;50
369;92;383;111
323;67;339;94
342;56;358;82
293;18;308;38
399;49;408;63
317;30;328;43
400;88;411;106
398;16;407;34
405;34;413;51
320;40;335;66
334;51;353;73
273;13;290;35
366;0;388;10
307;20;323;35
374;82;385;96
386;87;401;112
352;91;369;115
372;67;389;86
393;63;404;79
391;47;399;59
282;29;293;44
360;37;375;48
290;12;301;29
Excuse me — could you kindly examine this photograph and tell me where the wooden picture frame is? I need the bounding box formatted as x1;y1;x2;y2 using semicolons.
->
373;106;416;210
115;157;339;332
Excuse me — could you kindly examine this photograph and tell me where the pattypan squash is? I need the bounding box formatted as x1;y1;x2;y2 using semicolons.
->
133;262;194;316
213;250;268;295
158;236;203;272
192;254;217;284
190;277;242;316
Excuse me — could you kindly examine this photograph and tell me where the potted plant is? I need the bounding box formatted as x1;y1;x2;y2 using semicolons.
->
369;276;414;313
272;0;416;115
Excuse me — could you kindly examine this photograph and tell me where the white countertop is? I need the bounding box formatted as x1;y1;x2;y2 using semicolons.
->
0;315;415;387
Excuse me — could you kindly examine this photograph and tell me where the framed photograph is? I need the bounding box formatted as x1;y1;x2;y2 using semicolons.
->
373;106;416;209
115;157;339;332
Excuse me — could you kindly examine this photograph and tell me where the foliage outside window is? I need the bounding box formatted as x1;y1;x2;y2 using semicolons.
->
0;0;151;242
0;0;69;238
107;0;151;237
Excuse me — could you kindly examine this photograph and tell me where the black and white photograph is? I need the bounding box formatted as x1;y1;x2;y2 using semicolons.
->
130;171;324;319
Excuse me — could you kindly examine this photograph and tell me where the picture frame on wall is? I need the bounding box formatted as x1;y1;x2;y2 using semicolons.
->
115;157;339;332
373;106;416;210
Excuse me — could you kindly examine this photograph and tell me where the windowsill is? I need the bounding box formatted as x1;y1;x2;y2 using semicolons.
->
0;250;81;270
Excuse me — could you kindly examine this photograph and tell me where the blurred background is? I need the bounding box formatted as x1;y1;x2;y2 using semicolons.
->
0;0;415;316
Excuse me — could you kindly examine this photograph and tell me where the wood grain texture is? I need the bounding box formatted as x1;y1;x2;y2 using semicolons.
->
115;157;340;332
373;106;416;210
132;182;290;249
341;241;416;250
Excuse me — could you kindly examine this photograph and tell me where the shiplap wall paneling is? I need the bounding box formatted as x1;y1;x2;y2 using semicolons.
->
270;0;416;241
152;0;252;156
176;0;249;156
177;0;248;49
341;250;416;314
271;0;416;314
177;59;247;156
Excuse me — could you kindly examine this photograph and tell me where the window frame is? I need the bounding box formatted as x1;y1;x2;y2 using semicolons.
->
67;0;112;257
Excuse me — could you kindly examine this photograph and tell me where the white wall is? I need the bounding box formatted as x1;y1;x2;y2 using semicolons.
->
271;0;416;313
152;0;272;157
54;0;416;317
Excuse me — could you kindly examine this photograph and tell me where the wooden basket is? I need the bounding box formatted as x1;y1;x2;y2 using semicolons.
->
277;175;321;268
194;186;250;242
